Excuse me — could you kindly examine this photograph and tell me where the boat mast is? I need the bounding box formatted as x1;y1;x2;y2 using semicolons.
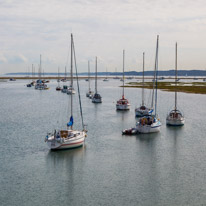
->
65;66;66;81
88;60;91;92
95;56;97;94
71;33;73;129
58;67;60;87
123;50;125;98
32;64;33;82
142;52;145;106
155;35;159;117
40;54;42;80
175;42;177;111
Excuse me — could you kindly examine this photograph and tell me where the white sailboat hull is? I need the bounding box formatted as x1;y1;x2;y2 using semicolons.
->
46;131;86;150
136;121;161;133
116;104;130;110
67;90;76;95
166;118;185;126
86;92;94;98
92;98;102;103
61;89;68;93
135;108;152;117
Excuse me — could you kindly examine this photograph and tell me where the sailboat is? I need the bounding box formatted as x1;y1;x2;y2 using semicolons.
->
166;43;185;126
103;68;109;81
86;60;94;98
135;35;161;133
61;67;67;82
45;33;87;150
116;50;130;110
61;67;68;93
135;52;153;116
56;67;61;91
35;55;49;90
92;57;102;103
67;48;76;95
26;66;32;87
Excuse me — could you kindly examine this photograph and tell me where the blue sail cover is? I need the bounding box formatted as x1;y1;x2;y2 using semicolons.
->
149;109;153;114
67;116;74;127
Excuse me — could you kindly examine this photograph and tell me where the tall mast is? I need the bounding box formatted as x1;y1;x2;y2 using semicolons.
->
142;52;145;106
95;57;97;93
88;61;91;92
58;67;60;87
40;54;42;79
123;50;125;98
71;33;73;129
175;42;177;111
32;64;33;81
155;35;159;117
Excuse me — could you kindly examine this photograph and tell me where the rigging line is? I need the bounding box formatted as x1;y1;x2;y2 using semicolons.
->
72;35;85;130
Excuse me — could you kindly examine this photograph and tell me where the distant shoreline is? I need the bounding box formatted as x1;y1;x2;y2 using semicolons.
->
1;76;206;80
4;69;206;77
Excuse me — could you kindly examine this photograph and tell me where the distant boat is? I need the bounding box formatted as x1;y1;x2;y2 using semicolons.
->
103;78;109;81
61;85;68;93
9;78;16;81
92;57;102;103
61;67;68;93
103;68;109;81
116;50;130;110
26;65;33;87
45;33;87;150
135;52;153;117
166;43;185;126
135;35;161;133
56;67;61;91
86;61;94;98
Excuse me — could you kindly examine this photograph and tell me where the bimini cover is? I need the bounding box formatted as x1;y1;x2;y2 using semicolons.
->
67;116;73;127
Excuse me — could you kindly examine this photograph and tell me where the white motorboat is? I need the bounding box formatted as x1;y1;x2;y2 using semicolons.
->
92;57;102;103
135;52;152;116
116;50;130;110
166;43;185;126
45;34;87;150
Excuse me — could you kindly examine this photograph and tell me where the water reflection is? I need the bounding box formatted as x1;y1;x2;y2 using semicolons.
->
46;145;87;167
136;133;161;205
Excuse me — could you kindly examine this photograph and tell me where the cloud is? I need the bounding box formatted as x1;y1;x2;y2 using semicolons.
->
8;54;28;64
0;0;206;73
0;53;7;63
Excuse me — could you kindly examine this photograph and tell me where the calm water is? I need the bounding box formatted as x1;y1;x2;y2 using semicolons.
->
0;79;206;206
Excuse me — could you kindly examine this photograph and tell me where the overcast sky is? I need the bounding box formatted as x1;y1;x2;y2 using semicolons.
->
0;0;206;74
